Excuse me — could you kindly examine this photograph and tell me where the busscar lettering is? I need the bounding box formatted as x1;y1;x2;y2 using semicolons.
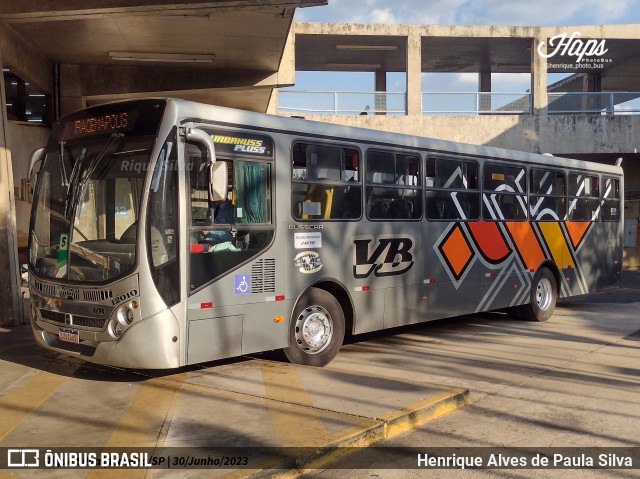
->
289;224;324;231
353;235;415;278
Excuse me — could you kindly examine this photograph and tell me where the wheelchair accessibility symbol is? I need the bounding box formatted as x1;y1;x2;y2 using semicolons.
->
234;274;251;295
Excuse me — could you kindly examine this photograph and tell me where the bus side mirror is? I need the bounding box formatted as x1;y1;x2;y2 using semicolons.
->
210;161;228;202
28;147;46;202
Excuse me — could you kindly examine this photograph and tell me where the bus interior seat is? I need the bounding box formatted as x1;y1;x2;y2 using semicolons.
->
301;183;334;219
369;199;389;219
388;199;412;219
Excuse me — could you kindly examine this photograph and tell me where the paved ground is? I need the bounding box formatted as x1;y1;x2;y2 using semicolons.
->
303;270;640;478
0;271;639;478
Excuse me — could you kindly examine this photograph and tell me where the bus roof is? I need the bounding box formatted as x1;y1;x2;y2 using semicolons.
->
85;98;626;177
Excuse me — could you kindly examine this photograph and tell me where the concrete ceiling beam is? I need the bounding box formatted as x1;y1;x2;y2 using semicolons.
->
0;1;326;22
73;64;281;97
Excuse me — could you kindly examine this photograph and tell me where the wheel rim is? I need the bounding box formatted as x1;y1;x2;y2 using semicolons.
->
294;306;333;354
535;277;553;311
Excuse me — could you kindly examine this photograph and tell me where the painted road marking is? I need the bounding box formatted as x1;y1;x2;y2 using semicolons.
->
0;371;68;442
260;361;328;444
86;372;185;479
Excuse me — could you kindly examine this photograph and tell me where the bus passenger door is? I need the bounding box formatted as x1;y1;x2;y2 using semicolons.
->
184;135;280;364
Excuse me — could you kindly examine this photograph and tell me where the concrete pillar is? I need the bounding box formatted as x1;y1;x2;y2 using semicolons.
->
479;69;491;112
531;36;548;115
59;64;84;116
374;69;387;115
266;88;278;115
479;71;491;92
0;53;25;326
582;72;603;112
406;31;422;116
586;72;602;92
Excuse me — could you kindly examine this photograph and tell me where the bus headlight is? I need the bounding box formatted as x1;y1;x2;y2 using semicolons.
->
109;301;139;338
125;308;135;324
116;306;135;326
110;319;124;338
117;305;135;325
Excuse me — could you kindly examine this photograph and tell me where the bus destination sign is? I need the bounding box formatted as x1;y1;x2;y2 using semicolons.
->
74;112;129;136
60;111;133;140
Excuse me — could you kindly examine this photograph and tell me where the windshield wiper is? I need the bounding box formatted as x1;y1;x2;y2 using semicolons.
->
58;141;69;187
66;133;124;219
64;148;86;218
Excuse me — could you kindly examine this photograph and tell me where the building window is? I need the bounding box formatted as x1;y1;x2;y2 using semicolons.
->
3;67;50;125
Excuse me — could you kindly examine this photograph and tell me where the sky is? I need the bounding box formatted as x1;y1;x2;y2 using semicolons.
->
295;0;640;27
282;0;640;105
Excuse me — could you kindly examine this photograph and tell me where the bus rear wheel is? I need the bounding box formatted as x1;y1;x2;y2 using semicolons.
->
284;288;345;367
517;268;557;322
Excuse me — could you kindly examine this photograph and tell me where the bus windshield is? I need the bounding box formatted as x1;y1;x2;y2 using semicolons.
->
29;100;165;282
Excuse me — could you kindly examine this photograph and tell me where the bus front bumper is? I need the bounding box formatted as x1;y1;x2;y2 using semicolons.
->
31;308;181;369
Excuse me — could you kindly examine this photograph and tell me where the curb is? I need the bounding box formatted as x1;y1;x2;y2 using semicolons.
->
247;386;471;479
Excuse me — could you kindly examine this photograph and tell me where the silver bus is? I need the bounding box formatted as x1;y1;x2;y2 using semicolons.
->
28;98;623;368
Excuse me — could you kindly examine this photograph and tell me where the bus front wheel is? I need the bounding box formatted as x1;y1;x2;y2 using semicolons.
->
284;288;345;367
517;268;557;322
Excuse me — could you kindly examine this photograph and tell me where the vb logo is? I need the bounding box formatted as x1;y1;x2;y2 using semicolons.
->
353;235;415;278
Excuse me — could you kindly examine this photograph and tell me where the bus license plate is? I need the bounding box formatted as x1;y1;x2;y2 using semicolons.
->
59;327;79;344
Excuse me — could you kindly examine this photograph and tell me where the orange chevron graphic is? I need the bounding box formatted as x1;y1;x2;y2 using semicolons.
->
505;221;545;271
538;222;575;269
565;221;591;248
438;219;586;286
440;224;473;278
468;221;510;263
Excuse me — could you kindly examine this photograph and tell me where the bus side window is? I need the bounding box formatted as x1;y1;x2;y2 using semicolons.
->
568;173;600;221
365;150;421;220
426;157;479;221
292;142;362;221
529;168;566;221
188;153;275;292
602;177;621;222
482;163;527;221
188;143;211;224
147;131;180;307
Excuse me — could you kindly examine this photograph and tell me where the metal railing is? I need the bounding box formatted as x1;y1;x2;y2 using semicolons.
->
277;89;640;116
277;90;406;115
421;92;531;114
547;92;640;114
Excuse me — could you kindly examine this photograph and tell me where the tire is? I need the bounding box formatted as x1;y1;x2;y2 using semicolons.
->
517;268;557;322
283;287;345;367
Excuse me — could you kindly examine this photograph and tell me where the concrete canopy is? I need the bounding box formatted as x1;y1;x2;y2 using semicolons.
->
0;0;327;113
294;23;640;91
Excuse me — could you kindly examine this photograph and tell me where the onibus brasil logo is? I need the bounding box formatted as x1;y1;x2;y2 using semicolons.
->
537;32;608;63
